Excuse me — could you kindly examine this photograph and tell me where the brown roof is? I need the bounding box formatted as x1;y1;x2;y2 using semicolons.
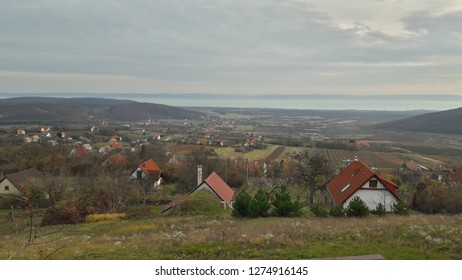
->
201;172;234;204
2;167;48;191
326;160;398;205
139;159;162;180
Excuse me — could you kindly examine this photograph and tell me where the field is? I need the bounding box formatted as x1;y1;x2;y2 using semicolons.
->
1;210;462;260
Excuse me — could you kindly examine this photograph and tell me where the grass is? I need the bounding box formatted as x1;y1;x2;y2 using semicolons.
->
1;210;462;260
215;145;279;161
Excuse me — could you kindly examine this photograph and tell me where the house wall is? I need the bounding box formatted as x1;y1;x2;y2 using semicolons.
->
345;188;398;211
130;168;162;187
0;179;22;196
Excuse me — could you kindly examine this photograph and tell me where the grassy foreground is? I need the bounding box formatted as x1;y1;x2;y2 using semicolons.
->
1;209;461;260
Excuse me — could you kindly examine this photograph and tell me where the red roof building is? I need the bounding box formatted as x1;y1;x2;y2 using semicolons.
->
327;160;399;211
131;159;162;186
161;171;234;214
68;145;88;157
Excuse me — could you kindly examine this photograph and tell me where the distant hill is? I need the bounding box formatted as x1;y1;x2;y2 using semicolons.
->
0;97;205;123
375;107;462;135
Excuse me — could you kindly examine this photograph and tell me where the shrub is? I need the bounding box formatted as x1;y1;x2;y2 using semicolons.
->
250;188;271;217
345;196;369;217
86;213;127;223
232;190;252;217
329;205;344;217
310;203;329;217
41;200;84;226
271;186;301;217
372;203;386;216
391;200;409;215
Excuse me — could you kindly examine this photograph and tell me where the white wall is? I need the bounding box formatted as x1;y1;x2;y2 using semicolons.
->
344;178;398;211
0;179;22;195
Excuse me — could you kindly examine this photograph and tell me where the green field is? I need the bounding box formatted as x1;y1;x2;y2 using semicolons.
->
1;209;462;260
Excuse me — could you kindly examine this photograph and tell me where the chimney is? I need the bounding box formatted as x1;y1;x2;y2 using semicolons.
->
197;165;203;186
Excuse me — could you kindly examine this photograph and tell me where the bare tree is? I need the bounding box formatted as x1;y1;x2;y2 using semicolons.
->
292;150;333;205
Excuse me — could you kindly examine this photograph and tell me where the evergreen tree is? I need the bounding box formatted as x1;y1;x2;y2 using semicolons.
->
345;196;369;217
232;190;252;217
271;186;301;217
250;188;271;217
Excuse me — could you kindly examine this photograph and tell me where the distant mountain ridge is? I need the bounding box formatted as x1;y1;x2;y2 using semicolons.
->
375;107;462;135
0;97;204;123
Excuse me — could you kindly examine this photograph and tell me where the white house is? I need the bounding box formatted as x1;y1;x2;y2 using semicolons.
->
327;159;400;211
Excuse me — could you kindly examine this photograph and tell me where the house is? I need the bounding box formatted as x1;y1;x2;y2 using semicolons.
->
402;161;429;172
0;167;48;196
102;153;126;169
68;145;88;157
16;129;26;135
131;159;162;187
161;171;234;214
327;159;399;211
453;166;462;182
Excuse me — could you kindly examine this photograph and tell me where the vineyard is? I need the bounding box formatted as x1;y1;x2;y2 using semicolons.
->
323;149;353;167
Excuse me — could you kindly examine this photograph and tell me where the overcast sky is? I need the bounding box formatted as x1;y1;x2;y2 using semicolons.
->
1;0;462;95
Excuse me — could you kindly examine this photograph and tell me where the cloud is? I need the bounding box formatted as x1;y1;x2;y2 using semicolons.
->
0;0;461;95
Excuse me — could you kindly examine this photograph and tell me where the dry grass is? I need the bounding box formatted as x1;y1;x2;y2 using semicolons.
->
1;213;461;260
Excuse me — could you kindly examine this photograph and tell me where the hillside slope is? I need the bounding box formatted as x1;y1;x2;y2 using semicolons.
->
375;107;462;135
0;97;204;123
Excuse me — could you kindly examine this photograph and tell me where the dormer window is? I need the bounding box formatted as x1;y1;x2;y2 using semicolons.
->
341;183;351;193
369;179;378;188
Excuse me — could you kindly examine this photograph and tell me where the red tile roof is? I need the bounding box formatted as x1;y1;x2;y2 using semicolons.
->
453;166;462;181
70;145;88;156
326;160;398;205
139;159;162;180
202;172;234;204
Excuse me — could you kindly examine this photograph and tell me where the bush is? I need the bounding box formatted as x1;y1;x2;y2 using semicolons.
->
329;205;344;217
310;203;329;217
86;213;127;223
345;196;369;217
41;200;84;226
411;180;462;214
372;203;386;216
271;186;301;217
232;190;252;217
249;188;271;217
392;200;409;215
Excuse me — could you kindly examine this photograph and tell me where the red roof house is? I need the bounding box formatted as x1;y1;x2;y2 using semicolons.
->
68;145;88;157
131;159;162;186
327;160;399;211
453;166;462;182
161;172;234;214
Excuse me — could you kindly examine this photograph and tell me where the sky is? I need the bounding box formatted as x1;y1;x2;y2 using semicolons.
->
1;0;462;96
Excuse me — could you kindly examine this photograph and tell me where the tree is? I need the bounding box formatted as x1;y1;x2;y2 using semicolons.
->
232;190;252;217
175;146;224;193
293;150;333;205
250;188;271;217
271;186;301;217
345;196;369;217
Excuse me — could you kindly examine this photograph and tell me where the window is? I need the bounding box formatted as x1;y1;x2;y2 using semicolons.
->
341;183;351;193
369;180;378;188
4;186;9;191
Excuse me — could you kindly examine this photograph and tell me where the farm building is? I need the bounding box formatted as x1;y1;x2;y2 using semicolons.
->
327;159;399;211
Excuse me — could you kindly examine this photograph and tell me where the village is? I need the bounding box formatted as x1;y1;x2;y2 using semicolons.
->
1;107;462;260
